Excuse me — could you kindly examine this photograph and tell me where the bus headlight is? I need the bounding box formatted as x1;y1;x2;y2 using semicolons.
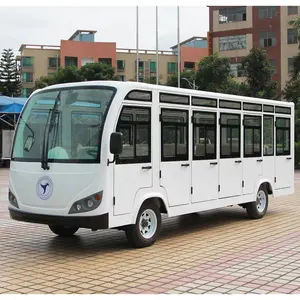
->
8;190;19;208
68;191;103;214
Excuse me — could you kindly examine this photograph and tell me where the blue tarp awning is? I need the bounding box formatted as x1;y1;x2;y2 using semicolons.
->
0;96;27;114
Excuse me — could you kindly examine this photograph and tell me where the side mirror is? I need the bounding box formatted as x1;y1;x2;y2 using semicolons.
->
110;132;123;155
24;136;35;152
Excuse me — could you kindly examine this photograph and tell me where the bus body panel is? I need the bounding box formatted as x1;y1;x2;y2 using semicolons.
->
8;81;295;237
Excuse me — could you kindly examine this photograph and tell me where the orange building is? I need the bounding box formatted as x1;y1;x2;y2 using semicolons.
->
17;30;208;97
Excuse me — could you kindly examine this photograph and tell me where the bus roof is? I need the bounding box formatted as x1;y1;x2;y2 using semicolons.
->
39;81;294;108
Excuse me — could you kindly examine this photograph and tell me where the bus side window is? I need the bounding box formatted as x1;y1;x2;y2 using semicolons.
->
193;111;216;160
244;115;262;158
116;106;151;164
220;113;241;158
263;115;274;156
276;117;291;156
161;109;189;161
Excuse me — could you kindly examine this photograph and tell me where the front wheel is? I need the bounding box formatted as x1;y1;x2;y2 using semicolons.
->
125;202;161;248
246;186;268;219
49;225;79;237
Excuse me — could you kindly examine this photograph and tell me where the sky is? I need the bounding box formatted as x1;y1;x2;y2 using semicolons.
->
0;6;209;55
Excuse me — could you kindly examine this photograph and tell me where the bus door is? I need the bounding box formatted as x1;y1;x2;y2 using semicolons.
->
219;112;243;198
275;116;293;189
159;107;191;207
113;105;153;216
191;111;219;203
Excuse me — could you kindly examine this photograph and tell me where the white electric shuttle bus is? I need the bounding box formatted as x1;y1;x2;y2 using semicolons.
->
8;81;294;248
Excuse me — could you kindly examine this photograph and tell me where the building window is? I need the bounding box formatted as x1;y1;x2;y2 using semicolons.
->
117;60;125;71
288;6;298;15
230;63;245;77
268;59;276;74
98;58;112;66
82;58;94;66
150;61;156;73
137;61;144;72
117;75;126;81
184;62;195;70
219;6;246;24
65;56;78;67
260;31;276;48
258;6;276;19
287;28;297;44
21;56;33;67
168;62;177;74
22;88;33;98
219;35;246;51
48;57;59;69
116;106;151;164
21;72;33;83
288;57;294;74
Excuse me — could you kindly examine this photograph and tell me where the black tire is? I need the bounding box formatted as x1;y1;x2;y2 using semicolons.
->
125;202;161;248
246;185;268;219
48;225;79;237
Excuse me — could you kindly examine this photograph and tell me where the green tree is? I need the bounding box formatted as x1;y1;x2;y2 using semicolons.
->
239;47;278;99
80;62;116;81
34;63;117;90
289;17;300;50
166;70;196;89
0;48;21;96
195;53;233;92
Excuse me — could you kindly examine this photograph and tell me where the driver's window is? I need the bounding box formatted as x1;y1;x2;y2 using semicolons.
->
116;106;151;164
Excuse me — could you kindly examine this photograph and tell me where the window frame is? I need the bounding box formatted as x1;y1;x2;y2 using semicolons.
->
168;62;177;74
192;96;217;108
276;117;291;156
263;115;274;157
193;111;217;160
124;90;152;102
258;6;276;19
161;108;189;162
219;99;241;110
260;31;276;48
159;93;190;105
288;6;298;15
287;28;297;45
243;115;262;158
117;60;125;71
116;106;151;164
220;113;241;159
219;6;247;24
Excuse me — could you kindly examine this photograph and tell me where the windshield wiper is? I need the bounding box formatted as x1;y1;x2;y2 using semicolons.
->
41;91;61;170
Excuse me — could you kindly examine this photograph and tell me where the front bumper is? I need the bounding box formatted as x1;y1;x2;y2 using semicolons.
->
9;207;109;229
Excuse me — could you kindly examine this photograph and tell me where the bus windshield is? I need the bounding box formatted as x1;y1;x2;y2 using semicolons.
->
12;86;116;163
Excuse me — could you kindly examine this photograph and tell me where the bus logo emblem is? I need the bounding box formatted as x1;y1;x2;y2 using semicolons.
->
36;176;53;200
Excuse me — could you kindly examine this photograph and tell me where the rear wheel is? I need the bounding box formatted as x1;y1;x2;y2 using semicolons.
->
125;202;161;248
48;225;79;237
246;185;268;219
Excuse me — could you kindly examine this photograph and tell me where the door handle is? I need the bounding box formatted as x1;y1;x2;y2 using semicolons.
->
286;157;292;160
210;162;218;165
142;166;152;170
181;163;190;167
257;159;263;162
235;160;242;163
